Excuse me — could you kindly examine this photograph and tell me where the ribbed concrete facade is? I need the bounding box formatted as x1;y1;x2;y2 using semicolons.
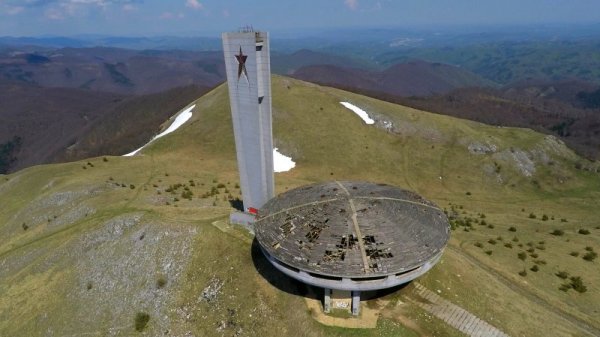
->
222;31;274;213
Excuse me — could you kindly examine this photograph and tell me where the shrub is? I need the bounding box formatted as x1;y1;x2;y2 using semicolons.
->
530;265;539;272
156;276;167;289
508;226;517;232
512;236;519;242
560;218;567;222
130;184;135;189
530;253;539;258
103;157;108;162
550;229;564;236
527;248;535;253
217;183;226;189
518;252;527;261
488;239;497;245
556;271;569;279
518;270;527;277
559;283;571;292
582;251;597;261
135;312;150;332
533;259;546;265
570;251;579;257
86;282;93;290
474;242;483;248
529;213;536;219
466;191;471;195
578;229;590;235
570;277;587;293
22;223;28;231
504;243;513;249
585;246;594;252
181;190;193;200
542;214;548;221
485;250;493;255
487;224;495;229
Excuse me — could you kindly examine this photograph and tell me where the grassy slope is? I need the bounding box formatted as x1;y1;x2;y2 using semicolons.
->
0;76;598;336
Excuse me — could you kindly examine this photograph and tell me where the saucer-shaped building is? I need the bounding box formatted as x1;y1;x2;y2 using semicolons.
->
254;181;450;315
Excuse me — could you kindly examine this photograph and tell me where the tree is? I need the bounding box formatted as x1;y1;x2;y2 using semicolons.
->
0;136;22;174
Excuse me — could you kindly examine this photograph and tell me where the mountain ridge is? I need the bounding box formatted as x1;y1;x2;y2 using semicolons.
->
0;76;598;336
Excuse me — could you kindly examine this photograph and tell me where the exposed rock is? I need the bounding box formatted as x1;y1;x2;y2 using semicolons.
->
201;277;224;303
468;142;497;155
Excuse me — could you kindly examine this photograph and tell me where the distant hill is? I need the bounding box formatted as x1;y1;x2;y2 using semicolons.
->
0;83;125;172
271;49;369;75
58;84;211;162
292;60;495;97
375;40;600;85
0;82;210;173
0;48;224;95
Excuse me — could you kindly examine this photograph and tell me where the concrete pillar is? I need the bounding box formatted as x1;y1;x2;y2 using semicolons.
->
222;30;274;217
351;291;361;316
323;288;331;313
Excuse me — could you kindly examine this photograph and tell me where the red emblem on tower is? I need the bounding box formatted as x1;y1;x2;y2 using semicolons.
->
235;46;248;82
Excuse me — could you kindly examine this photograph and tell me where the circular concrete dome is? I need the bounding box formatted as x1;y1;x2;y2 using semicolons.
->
255;181;450;291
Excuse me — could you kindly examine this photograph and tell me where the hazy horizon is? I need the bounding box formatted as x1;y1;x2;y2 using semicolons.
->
1;0;600;37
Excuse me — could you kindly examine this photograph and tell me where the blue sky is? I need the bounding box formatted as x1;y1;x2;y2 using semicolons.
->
1;0;600;36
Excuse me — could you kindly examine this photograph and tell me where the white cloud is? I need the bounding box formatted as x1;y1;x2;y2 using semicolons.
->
5;6;24;15
122;3;135;11
45;7;64;19
185;0;203;10
344;0;358;11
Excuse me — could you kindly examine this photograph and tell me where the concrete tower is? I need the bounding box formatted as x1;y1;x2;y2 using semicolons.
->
222;28;274;222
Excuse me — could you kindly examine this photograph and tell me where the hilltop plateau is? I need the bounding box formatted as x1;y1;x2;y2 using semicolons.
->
0;76;599;336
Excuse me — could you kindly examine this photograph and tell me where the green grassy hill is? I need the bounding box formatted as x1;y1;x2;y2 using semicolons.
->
0;76;599;337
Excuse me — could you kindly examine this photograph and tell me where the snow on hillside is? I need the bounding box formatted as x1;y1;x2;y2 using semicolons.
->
340;102;375;124
123;104;195;156
273;148;295;172
123;103;296;172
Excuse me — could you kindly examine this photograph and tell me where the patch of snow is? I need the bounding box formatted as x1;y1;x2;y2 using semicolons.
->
273;148;295;173
340;102;375;124
123;104;195;157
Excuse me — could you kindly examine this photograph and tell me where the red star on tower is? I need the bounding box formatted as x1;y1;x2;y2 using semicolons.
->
235;46;248;81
